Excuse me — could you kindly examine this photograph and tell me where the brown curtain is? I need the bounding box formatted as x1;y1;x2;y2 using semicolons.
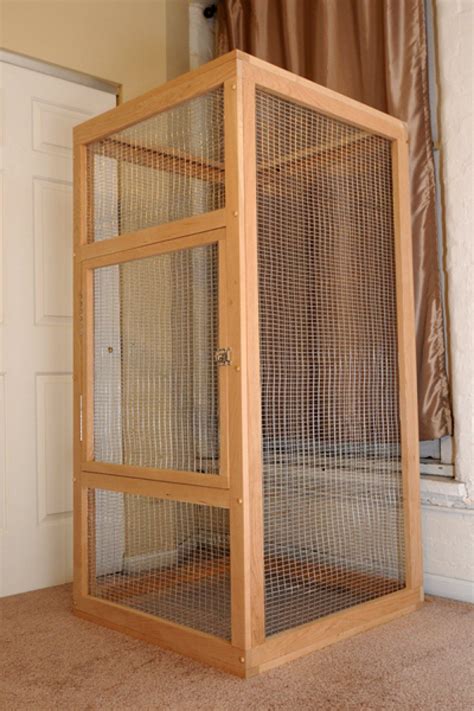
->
217;0;452;440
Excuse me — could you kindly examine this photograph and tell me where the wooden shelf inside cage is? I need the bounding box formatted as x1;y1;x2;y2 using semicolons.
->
73;49;422;678
92;138;225;183
89;131;369;182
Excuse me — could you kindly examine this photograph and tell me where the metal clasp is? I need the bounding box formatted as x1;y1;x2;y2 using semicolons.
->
215;347;232;366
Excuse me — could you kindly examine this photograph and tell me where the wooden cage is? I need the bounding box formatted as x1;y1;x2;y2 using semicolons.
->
73;51;423;677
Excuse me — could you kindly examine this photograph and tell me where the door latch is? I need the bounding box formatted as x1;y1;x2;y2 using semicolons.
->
215;347;232;366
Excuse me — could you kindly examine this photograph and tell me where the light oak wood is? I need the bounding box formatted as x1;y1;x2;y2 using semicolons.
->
224;76;255;650
218;233;231;491
75;596;246;677
78;209;226;262
239;53;406;141
247;587;423;675
81;229;231;490
256;131;370;172
73;143;88;601
74;49;422;677
93;557;230;598
80;470;230;508
74;51;240;144
82;227;225;271
82;267;94;463
239;74;266;647
95;138;225;183
74;584;421;679
266;556;402;597
82;460;229;489
392;136;423;592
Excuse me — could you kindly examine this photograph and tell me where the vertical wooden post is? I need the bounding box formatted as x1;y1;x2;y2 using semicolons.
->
392;130;423;597
224;73;251;651
73;141;89;601
225;67;265;652
241;71;265;646
82;266;95;463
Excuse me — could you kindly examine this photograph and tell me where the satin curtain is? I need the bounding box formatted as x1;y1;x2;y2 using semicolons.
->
218;0;452;440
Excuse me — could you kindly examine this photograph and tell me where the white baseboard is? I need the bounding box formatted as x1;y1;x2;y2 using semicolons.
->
424;572;474;603
123;549;178;573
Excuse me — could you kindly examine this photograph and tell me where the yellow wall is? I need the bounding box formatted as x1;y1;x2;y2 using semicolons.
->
1;0;190;100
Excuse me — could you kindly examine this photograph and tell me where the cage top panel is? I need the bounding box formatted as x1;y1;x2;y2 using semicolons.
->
88;87;225;241
75;50;405;149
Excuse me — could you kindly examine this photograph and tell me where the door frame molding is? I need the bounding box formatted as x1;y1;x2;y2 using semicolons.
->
0;48;120;96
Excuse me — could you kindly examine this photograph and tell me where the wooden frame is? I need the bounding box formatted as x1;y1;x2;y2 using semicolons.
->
79;227;231;489
73;50;422;678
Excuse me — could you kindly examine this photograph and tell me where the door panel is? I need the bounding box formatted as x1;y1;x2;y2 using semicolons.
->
82;230;229;487
0;62;115;596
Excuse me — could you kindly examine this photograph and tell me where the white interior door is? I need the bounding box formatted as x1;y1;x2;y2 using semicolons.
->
0;60;115;596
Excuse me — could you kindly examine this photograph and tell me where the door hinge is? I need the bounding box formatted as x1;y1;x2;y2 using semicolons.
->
215;347;232;366
79;394;83;442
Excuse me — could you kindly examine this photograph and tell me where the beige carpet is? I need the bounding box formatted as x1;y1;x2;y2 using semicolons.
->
1;585;473;710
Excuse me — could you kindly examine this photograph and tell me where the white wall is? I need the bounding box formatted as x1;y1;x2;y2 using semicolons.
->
437;0;474;496
421;0;474;603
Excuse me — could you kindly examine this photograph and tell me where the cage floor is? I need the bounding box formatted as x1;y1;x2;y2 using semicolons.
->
91;554;402;642
264;566;403;637
92;558;231;640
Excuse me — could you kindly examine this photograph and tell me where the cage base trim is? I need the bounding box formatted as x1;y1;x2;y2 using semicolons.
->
74;586;423;678
248;587;423;674
74;595;245;677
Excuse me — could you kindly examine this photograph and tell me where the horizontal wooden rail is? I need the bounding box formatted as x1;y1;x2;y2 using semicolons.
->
75;595;245;676
81;470;230;508
82;460;229;490
76;209;226;261
243;58;407;141
256;132;375;172
94;137;225;183
74;52;239;144
248;587;422;673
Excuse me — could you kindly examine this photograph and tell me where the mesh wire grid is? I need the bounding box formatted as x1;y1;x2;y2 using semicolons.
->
93;243;219;473
256;90;406;637
87;87;225;242
89;489;231;639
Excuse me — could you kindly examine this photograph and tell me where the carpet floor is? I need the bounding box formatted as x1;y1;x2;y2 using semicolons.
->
1;585;473;710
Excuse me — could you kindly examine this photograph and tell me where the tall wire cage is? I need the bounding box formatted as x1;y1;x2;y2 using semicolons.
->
73;51;423;677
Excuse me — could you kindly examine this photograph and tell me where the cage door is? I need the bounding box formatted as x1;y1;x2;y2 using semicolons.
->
83;231;229;485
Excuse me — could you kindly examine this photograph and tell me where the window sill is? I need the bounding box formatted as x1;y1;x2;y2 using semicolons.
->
420;475;473;510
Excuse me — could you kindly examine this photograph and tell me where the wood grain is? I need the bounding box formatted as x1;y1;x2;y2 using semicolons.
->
73;50;422;676
77;209;225;262
75;51;239;144
81;471;231;509
392;135;423;593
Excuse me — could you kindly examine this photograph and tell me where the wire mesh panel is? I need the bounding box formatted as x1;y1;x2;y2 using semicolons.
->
256;90;405;637
89;488;231;639
87;87;225;242
93;243;219;473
